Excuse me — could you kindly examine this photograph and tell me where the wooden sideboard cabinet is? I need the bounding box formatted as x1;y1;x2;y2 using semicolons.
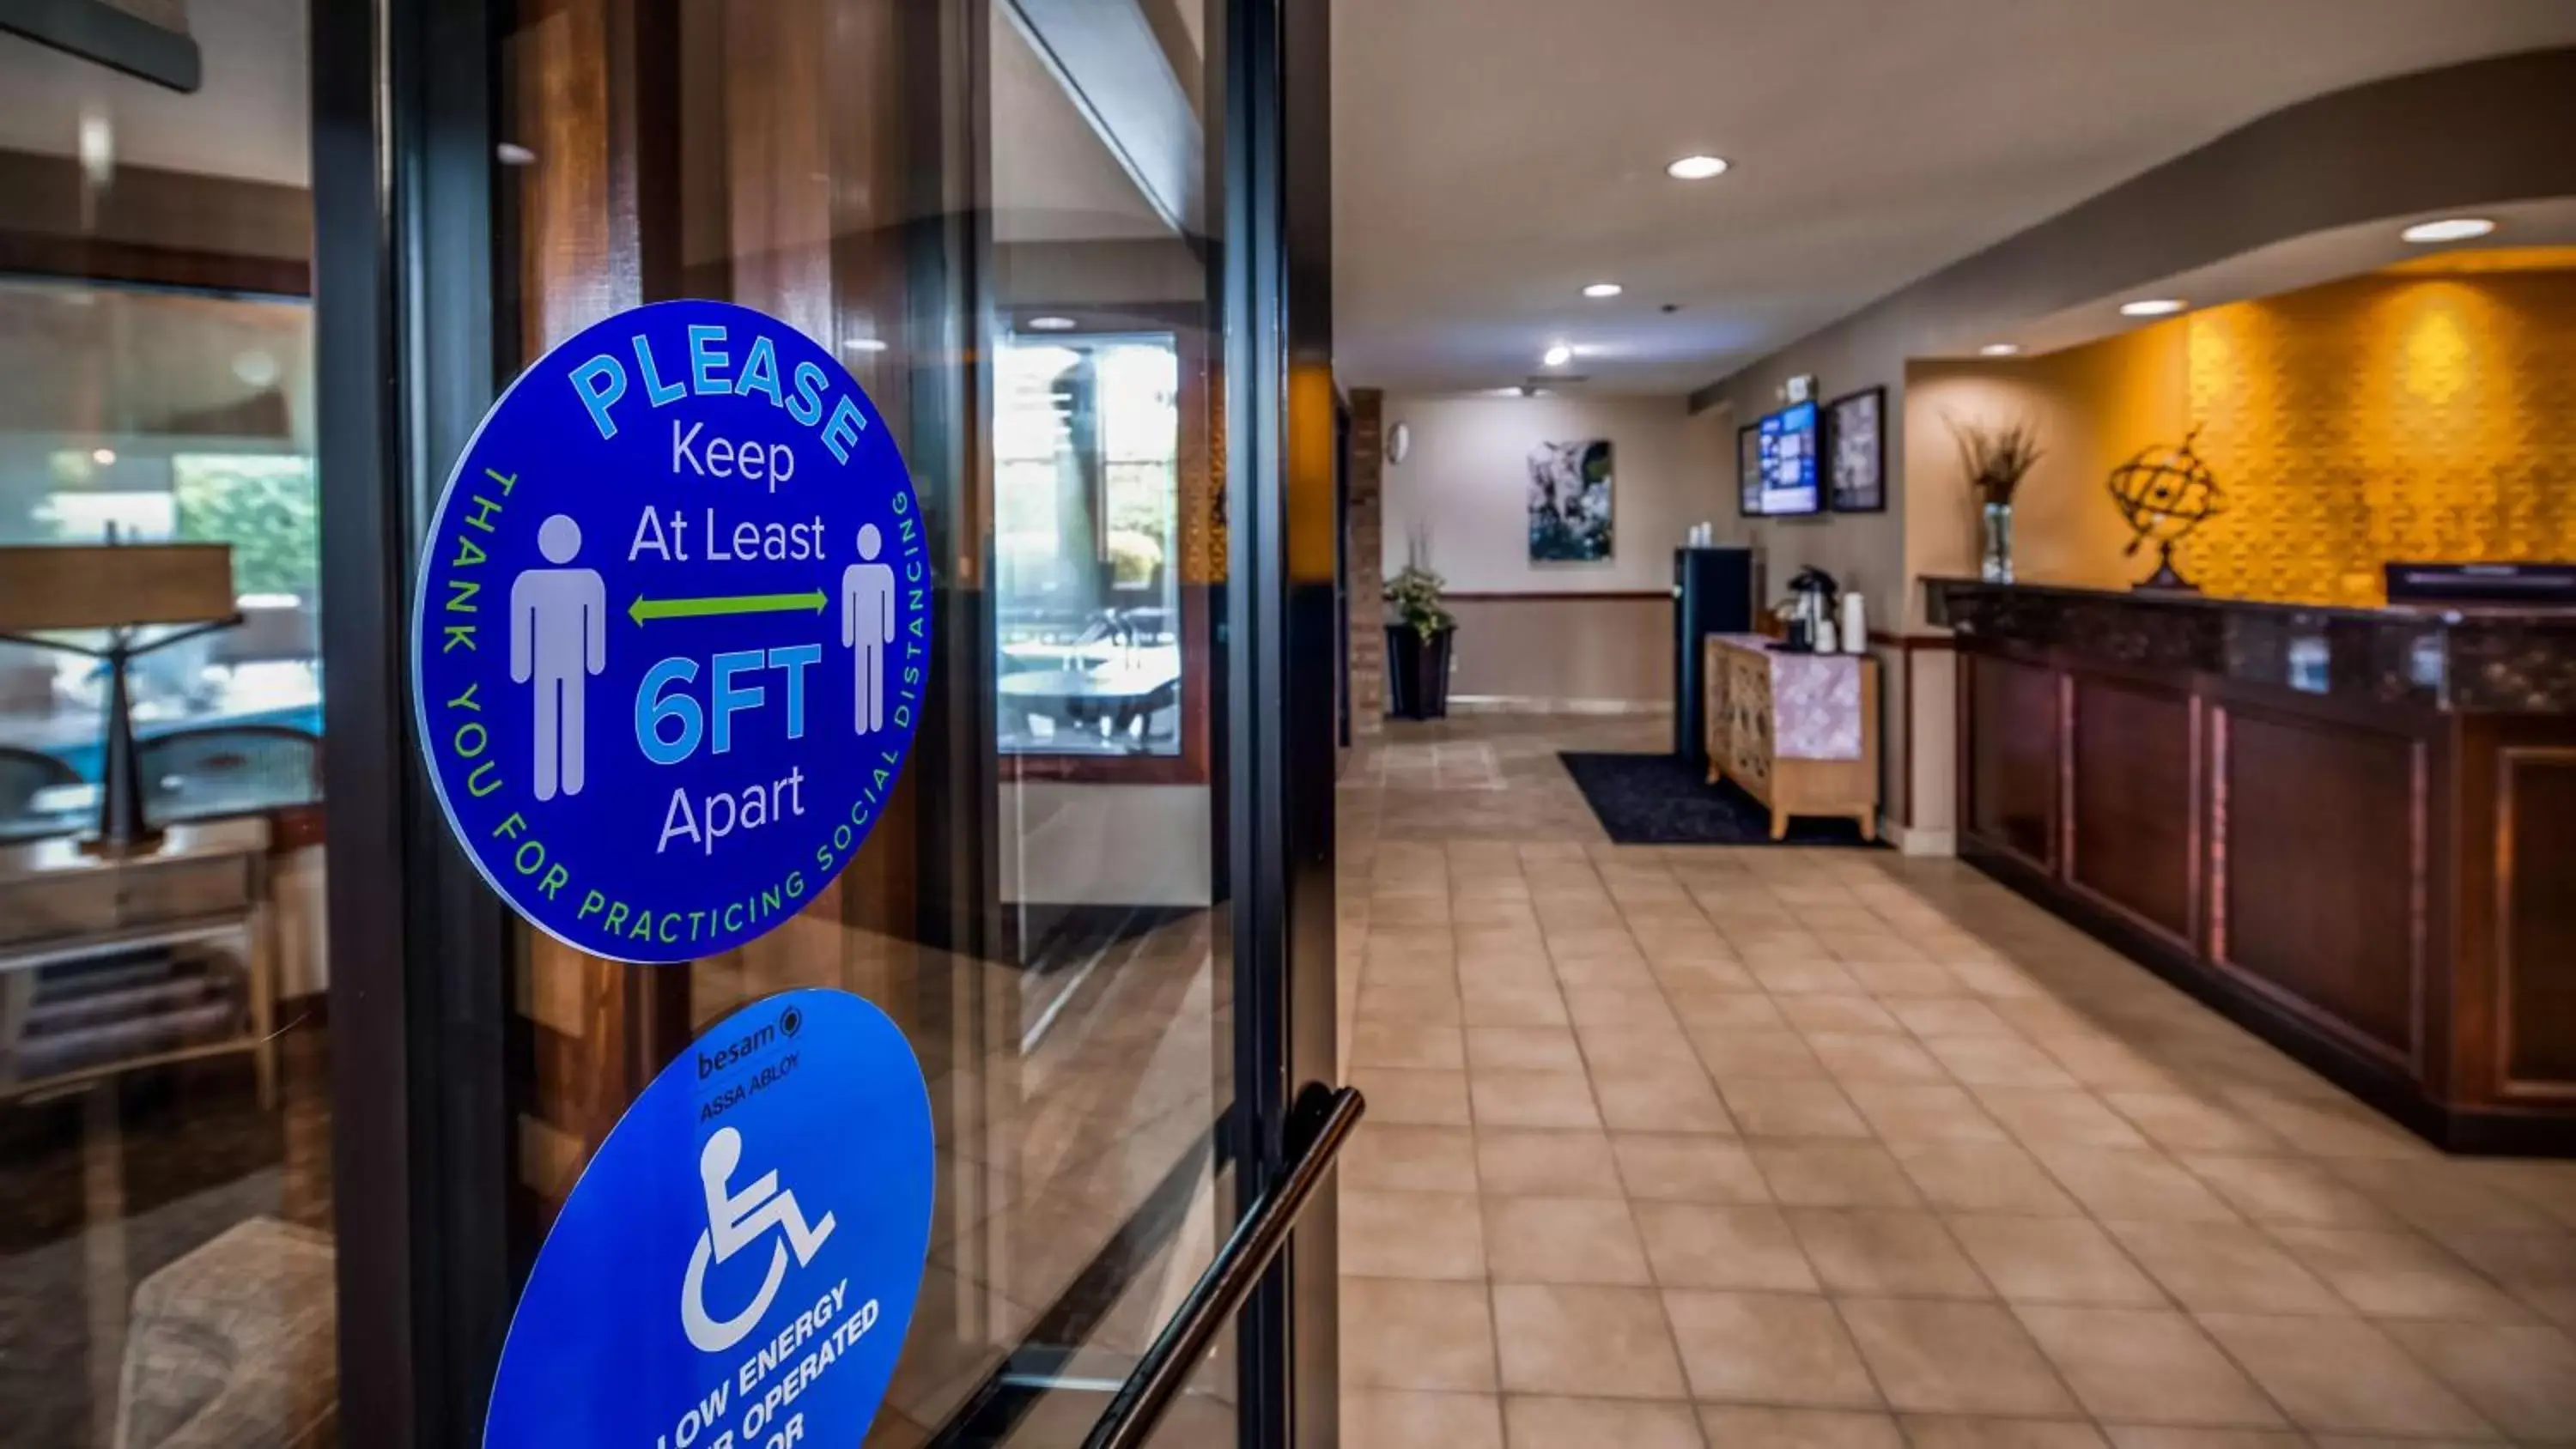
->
1703;635;1880;840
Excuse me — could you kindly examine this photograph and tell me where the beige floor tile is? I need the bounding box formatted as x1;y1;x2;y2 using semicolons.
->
1947;1215;2164;1307
1976;1085;2155;1151
1777;995;1906;1035
1461;984;1573;1028
1749;958;1868;995
1576;1021;1706;1071
1661;1289;1880;1409
1884;997;2016;1039
1697;1406;1903;1447
1471;1070;1602;1130
2103;1219;2347;1316
1353;1020;1468;1071
1888;1140;2083;1216
2178;1154;2397;1229
1924;1034;2081;1088
1632;1202;1819;1292
1502;1396;1705;1449
1491;1282;1688;1399
2101;1091;2282;1154
1613;1134;1773;1204
1689;1027;1830;1080
2015;1306;2281;1428
1476;1127;1622;1198
1355;1067;1473;1127
1466;1024;1587;1074
2304;1438;2505;1449
1484;1196;1653;1285
1342;1189;1488;1281
2268;1225;2537;1322
1343;1388;1504;1449
1358;980;1466;1026
2196;1313;2489;1437
2100;1430;2305;1449
1654;959;1762;995
1806;1031;1951;1085
2030;1146;2240;1222
1344;1123;1480;1194
1341;1276;1500;1391
1901;1420;2107;1448
1591;1066;1736;1134
1750;1143;1924;1209
1787;1209;1991;1298
2376;1320;2576;1443
1843;959;1969;997
1668;990;1787;1029
1842;1082;2009;1144
1837;1297;2077;1416
1719;1079;1871;1141
1560;985;1678;1028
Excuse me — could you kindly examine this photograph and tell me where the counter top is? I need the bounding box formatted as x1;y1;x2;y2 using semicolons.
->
1926;577;2576;714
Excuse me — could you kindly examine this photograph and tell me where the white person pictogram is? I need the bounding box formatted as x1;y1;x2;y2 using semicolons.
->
510;513;607;800
840;524;896;735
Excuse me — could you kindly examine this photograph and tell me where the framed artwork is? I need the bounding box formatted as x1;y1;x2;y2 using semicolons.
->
1825;385;1886;513
1736;422;1763;517
1528;439;1613;561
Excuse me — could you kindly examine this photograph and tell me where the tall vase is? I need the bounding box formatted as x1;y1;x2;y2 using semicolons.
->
1979;500;2015;584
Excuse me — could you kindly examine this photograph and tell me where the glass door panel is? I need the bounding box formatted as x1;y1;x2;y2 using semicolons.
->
491;0;1236;1442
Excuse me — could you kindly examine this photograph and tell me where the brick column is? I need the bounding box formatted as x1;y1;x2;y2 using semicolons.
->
1347;388;1388;735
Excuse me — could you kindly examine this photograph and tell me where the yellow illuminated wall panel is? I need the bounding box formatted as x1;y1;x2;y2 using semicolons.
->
2182;268;2576;604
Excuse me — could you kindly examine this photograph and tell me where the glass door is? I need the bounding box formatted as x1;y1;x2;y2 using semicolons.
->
313;0;1339;1445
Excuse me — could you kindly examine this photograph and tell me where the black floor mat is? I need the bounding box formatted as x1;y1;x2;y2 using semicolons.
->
1558;751;1881;847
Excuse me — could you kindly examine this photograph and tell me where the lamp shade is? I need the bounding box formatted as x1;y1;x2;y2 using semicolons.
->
0;543;235;632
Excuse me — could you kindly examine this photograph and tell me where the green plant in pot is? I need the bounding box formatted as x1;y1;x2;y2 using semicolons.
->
1946;413;2044;584
1382;547;1457;720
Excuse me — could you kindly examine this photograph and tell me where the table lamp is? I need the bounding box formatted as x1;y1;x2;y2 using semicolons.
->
0;540;240;854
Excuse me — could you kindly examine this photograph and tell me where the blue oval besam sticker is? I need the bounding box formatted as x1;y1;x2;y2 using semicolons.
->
484;988;934;1448
411;299;932;963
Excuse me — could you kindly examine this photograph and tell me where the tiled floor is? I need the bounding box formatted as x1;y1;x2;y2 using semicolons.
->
1336;712;2576;1448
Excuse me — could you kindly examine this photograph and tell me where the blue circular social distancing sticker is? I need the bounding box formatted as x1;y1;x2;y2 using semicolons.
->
412;299;932;963
484;988;934;1449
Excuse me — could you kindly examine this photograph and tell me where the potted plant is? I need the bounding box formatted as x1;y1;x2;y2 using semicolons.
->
1946;414;2044;584
1382;560;1457;720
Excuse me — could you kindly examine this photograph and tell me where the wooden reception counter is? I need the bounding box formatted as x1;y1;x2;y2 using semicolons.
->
1929;579;2576;1153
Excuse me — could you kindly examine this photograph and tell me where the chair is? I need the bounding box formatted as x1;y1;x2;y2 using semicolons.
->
0;744;80;821
137;725;324;821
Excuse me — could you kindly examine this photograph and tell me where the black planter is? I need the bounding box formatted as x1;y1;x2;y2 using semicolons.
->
1384;623;1455;720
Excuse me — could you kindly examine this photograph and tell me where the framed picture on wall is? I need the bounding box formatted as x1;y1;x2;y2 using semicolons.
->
1735;422;1763;517
1825;385;1886;512
1528;439;1613;561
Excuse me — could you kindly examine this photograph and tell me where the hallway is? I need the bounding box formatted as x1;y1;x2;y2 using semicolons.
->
1335;714;2576;1447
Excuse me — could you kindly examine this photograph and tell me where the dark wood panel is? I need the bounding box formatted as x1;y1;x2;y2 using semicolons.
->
2216;706;2419;1064
2069;674;2194;943
2501;749;2576;1091
1966;652;2057;867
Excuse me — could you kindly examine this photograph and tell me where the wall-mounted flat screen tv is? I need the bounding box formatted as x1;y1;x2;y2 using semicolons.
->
1747;400;1821;517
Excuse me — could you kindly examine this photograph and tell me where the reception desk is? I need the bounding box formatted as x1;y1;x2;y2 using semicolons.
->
1929;579;2576;1153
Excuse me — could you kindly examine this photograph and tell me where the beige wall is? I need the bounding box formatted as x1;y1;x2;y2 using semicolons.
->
1377;391;1717;707
1443;595;1669;707
1380;392;1724;592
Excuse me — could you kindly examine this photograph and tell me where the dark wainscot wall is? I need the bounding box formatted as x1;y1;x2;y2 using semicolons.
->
1933;579;2576;1154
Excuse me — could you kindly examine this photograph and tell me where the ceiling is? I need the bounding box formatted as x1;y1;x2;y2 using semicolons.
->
1330;0;2576;396
0;0;307;185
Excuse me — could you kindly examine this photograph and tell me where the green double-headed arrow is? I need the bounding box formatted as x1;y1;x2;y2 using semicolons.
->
627;590;827;626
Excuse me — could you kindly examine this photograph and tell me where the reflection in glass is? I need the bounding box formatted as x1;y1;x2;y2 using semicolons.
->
997;334;1184;758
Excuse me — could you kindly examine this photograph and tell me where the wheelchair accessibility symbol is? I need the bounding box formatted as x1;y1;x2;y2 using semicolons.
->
682;1125;838;1353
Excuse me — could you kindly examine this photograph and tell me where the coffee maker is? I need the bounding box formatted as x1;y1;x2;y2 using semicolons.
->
1782;567;1841;652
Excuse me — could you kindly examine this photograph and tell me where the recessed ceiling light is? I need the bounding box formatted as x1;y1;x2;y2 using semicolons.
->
844;336;890;353
2401;216;2495;245
1025;315;1078;331
495;142;538;167
2120;298;2187;318
90;447;116;466
1541;343;1573;367
1484;385;1524;397
1978;343;2021;357
1582;282;1623;300
1666;154;1729;181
